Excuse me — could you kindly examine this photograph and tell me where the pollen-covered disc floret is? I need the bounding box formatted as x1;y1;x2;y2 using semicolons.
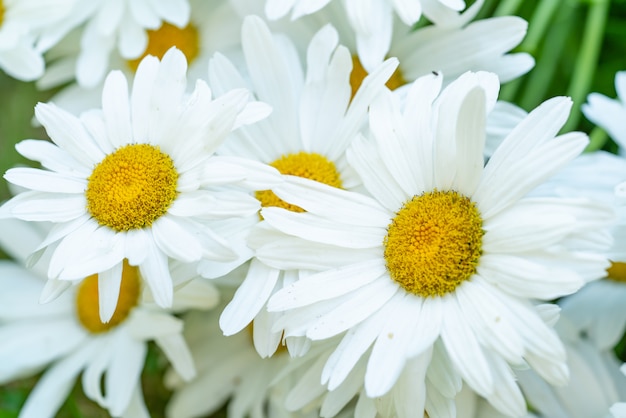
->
76;260;141;333
127;22;199;71
256;152;342;212
85;143;178;232
384;190;484;297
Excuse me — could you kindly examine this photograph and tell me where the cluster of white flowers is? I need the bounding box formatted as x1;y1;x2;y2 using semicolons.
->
0;0;625;417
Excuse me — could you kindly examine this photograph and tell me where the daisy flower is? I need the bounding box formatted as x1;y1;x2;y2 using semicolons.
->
39;0;245;115
528;150;626;351
0;218;218;418
204;15;397;357
514;313;626;418
164;285;327;418
254;71;614;415
0;47;279;322
35;0;191;89
582;70;626;150
0;0;74;81
259;0;468;72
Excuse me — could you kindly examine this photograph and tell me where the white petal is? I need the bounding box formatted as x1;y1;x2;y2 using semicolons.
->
155;334;195;381
220;259;280;335
98;262;123;323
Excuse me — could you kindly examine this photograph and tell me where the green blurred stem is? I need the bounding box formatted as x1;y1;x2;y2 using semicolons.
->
493;0;524;17
519;2;577;110
499;0;562;104
562;0;610;133
584;125;609;152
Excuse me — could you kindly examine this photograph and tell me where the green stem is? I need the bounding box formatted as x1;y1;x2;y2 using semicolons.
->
521;0;562;56
562;0;610;133
493;0;524;17
584;125;609;152
499;0;561;104
519;2;577;110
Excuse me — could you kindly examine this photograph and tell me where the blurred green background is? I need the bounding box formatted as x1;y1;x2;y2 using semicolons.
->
1;0;626;416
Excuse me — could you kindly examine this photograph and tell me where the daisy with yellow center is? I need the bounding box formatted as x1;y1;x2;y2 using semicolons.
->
257;71;614;416
204;15;398;357
0;0;74;81
1;47;279;323
0;219;219;418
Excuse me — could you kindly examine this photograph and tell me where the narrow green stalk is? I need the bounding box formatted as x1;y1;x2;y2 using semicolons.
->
521;0;562;56
493;0;524;17
519;3;577;110
562;0;610;133
584;125;609;152
499;0;562;104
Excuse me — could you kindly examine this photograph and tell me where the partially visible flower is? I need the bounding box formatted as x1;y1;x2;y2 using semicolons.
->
0;48;279;321
582;70;626;150
0;0;74;80
514;313;626;418
0;219;218;418
258;0;467;72
255;71;613;416
164;284;324;418
35;0;191;88
38;0;245;114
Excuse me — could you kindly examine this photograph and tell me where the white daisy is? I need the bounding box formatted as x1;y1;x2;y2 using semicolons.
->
35;0;192;88
254;71;614;415
582;70;626;150
259;0;468;72
0;0;74;81
0;47;279;322
526;150;626;351
164;284;325;418
38;0;245;115
514;313;626;418
0;218;218;418
205;15;397;357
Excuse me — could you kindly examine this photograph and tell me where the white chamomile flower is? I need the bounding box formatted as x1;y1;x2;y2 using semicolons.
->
254;71;614;416
0;218;218;418
526;150;626;351
582;70;626;150
36;0;192;88
513;313;626;418
0;0;74;80
164;286;323;418
0;47;279;322
260;0;467;71
205;15;397;357
39;0;245;114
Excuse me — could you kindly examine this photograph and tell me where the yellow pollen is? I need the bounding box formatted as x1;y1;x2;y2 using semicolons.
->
607;262;626;283
256;152;342;212
127;22;200;72
75;260;141;333
350;55;406;99
0;1;5;26
85;143;178;232
384;190;483;297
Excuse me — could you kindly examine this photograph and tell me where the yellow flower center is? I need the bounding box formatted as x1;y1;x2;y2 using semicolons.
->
127;22;200;71
85;144;178;232
384;190;483;297
256;152;342;212
75;260;141;333
0;1;5;26
350;55;406;99
607;262;626;283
